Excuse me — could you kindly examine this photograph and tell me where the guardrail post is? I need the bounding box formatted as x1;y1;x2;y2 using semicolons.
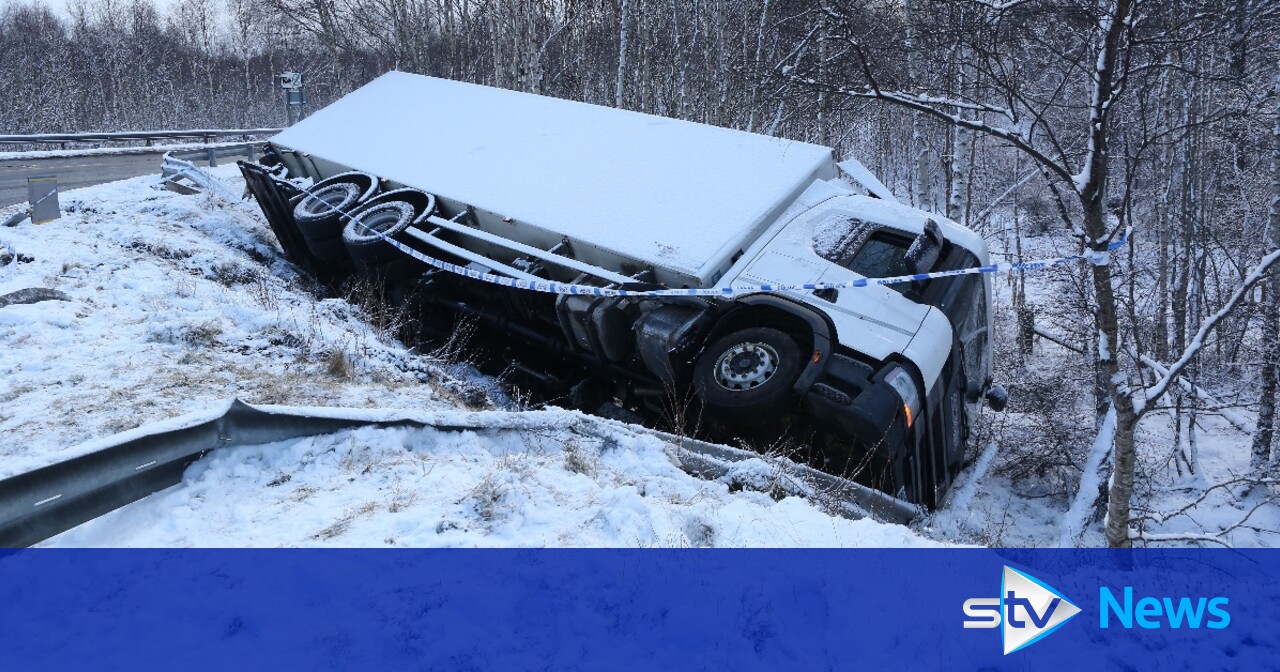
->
206;147;218;167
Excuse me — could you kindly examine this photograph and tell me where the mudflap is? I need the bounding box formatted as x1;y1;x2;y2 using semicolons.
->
238;161;331;281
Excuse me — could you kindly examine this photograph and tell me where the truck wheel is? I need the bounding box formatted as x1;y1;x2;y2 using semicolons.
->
343;201;419;278
294;182;360;223
293;182;362;261
694;327;801;419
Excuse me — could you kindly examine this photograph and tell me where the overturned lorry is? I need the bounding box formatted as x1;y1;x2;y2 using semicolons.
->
239;71;1004;508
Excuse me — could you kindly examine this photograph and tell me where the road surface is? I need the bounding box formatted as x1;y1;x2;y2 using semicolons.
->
0;152;170;208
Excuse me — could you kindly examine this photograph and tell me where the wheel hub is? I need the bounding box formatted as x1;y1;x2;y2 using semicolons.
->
713;342;779;391
301;184;357;218
358;208;400;235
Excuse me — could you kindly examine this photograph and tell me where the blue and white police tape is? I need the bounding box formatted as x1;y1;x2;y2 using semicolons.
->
280;175;1130;299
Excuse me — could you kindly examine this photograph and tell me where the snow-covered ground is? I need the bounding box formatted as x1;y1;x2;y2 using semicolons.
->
0;166;467;478
47;420;934;548
0;167;941;548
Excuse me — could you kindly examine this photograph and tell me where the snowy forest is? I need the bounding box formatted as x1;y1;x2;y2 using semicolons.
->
5;0;1280;548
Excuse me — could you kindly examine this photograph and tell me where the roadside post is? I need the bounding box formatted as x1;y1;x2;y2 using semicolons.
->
280;72;307;126
27;175;60;224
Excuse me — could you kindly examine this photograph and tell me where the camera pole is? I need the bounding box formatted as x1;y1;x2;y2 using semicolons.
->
279;72;306;126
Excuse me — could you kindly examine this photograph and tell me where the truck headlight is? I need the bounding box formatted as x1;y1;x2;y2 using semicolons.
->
883;366;921;429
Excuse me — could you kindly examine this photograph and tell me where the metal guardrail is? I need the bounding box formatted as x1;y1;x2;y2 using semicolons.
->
160;153;244;199
0;401;406;547
0;128;281;146
165;142;263;168
0;399;919;547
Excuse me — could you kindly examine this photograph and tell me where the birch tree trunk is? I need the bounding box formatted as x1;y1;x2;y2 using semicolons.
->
615;0;628;107
1081;0;1138;549
902;0;931;210
948;52;972;223
1252;64;1280;476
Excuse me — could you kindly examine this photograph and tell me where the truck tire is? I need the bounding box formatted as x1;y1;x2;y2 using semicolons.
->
694;327;801;420
342;201;419;278
293;182;362;262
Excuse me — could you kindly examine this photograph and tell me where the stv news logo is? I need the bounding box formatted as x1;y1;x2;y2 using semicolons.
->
962;566;1081;655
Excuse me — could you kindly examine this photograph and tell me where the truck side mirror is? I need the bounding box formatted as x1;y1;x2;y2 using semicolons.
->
905;219;944;275
966;379;982;403
984;384;1008;412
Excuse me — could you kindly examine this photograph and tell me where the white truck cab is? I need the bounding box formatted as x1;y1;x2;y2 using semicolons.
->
730;188;992;393
240;71;1003;508
710;185;996;504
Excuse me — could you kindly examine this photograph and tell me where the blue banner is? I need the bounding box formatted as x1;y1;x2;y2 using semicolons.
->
0;549;1273;671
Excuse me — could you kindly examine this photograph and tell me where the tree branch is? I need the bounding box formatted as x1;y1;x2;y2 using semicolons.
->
791;74;1077;185
1139;248;1280;416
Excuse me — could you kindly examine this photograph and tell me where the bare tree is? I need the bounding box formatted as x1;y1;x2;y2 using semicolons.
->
1251;65;1280;478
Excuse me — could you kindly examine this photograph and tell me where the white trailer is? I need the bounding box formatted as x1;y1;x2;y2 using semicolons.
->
242;71;1005;507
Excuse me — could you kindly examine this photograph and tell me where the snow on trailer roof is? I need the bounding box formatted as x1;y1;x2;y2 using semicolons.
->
270;72;837;281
